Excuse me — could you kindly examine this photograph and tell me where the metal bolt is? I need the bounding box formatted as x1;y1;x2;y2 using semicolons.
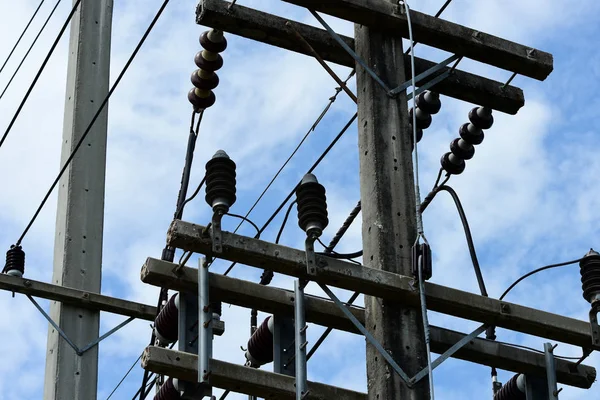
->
500;303;510;313
527;48;536;58
23;280;31;287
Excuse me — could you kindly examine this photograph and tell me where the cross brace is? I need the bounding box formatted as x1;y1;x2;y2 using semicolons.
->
166;220;600;351
282;0;553;80
196;0;524;114
141;257;596;389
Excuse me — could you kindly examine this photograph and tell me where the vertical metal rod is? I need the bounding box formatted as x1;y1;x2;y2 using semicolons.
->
544;343;559;399
294;279;308;399
199;257;212;384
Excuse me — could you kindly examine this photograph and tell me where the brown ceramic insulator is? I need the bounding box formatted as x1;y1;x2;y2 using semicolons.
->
191;69;219;90
194;50;223;72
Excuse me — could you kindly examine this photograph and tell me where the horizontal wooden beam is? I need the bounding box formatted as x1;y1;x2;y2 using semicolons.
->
141;257;596;389
167;220;599;351
282;0;553;81
196;0;525;114
0;273;156;320
0;272;226;336
142;346;366;399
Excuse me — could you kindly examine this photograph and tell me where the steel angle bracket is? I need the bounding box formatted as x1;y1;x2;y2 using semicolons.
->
310;9;458;98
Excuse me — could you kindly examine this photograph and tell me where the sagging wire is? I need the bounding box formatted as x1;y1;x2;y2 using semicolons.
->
105;352;143;400
0;0;73;151
0;0;46;76
15;0;172;246
226;213;260;237
401;1;435;396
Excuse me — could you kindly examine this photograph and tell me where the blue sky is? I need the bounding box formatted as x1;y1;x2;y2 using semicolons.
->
0;0;600;399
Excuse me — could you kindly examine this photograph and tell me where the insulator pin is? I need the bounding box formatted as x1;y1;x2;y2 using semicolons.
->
3;245;25;277
450;138;475;160
191;69;219;90
245;316;274;367
154;294;179;345
493;374;525;400
154;378;181;400
469;106;494;130
194;50;224;72
416;91;441;115
200;30;228;53
205;150;237;213
296;174;329;237
441;152;466;175
188;88;216;111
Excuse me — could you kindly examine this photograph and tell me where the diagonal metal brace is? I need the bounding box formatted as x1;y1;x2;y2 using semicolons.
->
27;294;135;356
318;283;413;385
310;9;458;98
410;323;488;384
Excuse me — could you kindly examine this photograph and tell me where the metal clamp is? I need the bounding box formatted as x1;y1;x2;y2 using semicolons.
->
310;9;459;98
589;302;600;347
305;235;318;276
211;212;225;254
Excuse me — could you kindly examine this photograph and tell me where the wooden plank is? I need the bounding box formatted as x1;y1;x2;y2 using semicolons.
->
141;257;597;389
166;220;599;350
282;0;553;80
0;273;156;321
196;0;525;114
142;346;367;400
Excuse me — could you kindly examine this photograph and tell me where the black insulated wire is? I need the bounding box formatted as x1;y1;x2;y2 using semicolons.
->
16;0;172;247
0;0;46;76
0;0;71;151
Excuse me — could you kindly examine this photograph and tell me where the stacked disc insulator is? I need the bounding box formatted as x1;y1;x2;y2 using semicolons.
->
409;91;441;148
296;174;329;237
154;377;180;400
245;316;274;367
205;150;237;213
188;29;227;112
3;245;25;277
441;106;494;175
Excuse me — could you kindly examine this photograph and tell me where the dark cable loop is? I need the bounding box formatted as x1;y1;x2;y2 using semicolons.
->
16;0;171;246
0;0;46;76
0;0;70;150
225;213;260;237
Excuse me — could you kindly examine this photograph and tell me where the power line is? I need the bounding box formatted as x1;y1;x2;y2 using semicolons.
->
223;112;358;276
0;0;46;76
105;353;143;400
0;0;70;151
15;0;172;246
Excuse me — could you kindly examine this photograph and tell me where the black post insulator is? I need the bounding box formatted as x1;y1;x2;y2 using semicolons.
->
200;30;228;53
245;316;274;367
580;249;600;304
409;107;432;130
296;174;329;236
493;374;525;400
459;123;484;145
191;69;219;90
154;378;180;400
469;106;494;130
205;150;237;213
416;91;441;115
450;138;475;160
194;50;224;72
441;152;466;175
188;88;216;111
154;294;179;345
260;269;274;285
3;245;25;277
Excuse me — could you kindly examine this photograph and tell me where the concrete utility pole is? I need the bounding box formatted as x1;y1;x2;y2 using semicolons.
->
354;3;428;399
43;1;113;399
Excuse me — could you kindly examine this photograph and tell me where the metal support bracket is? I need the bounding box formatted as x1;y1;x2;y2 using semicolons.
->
310;9;458;98
211;212;225;254
27;294;134;356
545;343;560;399
198;257;213;392
294;279;309;399
273;315;296;376
589;303;600;347
305;236;318;276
